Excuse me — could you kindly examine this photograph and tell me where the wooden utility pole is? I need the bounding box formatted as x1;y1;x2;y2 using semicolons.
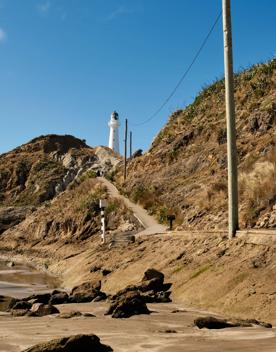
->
129;131;132;158
222;0;239;239
124;118;128;181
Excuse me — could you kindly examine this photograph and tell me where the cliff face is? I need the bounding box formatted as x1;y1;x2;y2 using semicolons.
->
115;59;276;230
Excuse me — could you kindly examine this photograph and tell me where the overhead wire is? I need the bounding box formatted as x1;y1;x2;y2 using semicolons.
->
131;11;222;127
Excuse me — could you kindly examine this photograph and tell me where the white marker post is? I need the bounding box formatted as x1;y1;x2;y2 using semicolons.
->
99;199;107;244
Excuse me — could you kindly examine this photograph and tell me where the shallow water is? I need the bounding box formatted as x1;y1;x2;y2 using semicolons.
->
0;260;59;299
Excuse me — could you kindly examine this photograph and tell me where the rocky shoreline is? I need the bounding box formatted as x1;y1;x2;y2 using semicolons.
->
1;261;274;352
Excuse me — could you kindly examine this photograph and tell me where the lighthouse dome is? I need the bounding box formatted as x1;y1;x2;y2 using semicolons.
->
111;111;119;120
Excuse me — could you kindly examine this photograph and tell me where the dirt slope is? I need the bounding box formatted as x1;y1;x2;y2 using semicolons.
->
115;59;276;230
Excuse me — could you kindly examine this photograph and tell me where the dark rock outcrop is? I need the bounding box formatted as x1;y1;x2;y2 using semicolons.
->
49;290;69;305
142;268;164;282
194;316;235;329
23;334;113;352
111;268;172;304
11;300;32;310
105;291;150;318
69;281;106;303
0;206;35;234
194;316;273;329
106;269;171;318
28;303;60;317
23;293;52;305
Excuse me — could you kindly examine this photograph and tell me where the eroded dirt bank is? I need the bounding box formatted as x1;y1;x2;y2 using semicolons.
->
1;231;275;325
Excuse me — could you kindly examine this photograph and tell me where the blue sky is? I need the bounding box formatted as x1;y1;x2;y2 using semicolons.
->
0;0;275;154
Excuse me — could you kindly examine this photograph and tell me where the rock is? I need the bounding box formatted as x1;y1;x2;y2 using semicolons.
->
58;311;83;319
232;318;272;329
140;290;171;303
68;292;98;303
69;281;105;303
142;268;165;283
195;316;273;329
171;130;194;150
90;265;102;273
92;293;107;302
11;309;29;317
0;206;35;235
171;309;187;313
29;303;59;317
138;278;166;293
71;281;102;294
248;107;275;134
23;334;113;352
102;269;112;276
106;291;150;319
194;316;235;329
11;301;32;310
49;291;69;305
7;297;20;311
57;311;96;319
23;293;51;305
83;312;96;317
110;269;172;304
6;261;15;267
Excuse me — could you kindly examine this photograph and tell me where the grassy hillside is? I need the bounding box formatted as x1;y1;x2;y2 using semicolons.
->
115;59;276;230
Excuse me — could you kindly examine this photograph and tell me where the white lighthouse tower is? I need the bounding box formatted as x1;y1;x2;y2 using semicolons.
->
108;111;120;154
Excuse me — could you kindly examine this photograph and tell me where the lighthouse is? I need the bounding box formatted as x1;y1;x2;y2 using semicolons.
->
108;111;120;154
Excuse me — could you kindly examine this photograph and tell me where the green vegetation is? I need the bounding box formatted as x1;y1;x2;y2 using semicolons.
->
77;187;106;214
190;265;210;279
33;159;59;173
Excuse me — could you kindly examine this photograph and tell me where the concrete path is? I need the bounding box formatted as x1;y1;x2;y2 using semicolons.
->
99;177;166;236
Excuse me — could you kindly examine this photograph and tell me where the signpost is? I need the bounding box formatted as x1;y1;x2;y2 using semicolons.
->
99;199;107;243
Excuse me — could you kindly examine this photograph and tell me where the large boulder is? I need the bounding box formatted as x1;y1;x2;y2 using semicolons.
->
194;316;235;329
105;291;150;319
194;316;273;329
23;334;113;352
142;268;165;282
23;293;51;305
29;303;59;317
49;290;69;305
71;281;101;294
11;300;32;310
110;269;172;304
69;281;106;303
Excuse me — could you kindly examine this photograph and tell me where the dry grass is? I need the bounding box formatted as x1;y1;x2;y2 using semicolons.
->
239;157;276;226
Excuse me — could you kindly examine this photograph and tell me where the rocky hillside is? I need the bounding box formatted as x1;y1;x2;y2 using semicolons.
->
115;59;276;230
0;134;120;206
0;134;124;235
0;176;140;256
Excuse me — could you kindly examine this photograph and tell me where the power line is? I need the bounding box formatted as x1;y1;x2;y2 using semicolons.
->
132;11;222;127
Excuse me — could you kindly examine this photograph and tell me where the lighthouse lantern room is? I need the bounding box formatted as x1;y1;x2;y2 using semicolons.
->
108;111;120;154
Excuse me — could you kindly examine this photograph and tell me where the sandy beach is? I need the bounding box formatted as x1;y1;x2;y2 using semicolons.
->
0;302;275;352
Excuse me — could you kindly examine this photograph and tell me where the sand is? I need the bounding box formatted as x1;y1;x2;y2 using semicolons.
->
0;302;275;352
